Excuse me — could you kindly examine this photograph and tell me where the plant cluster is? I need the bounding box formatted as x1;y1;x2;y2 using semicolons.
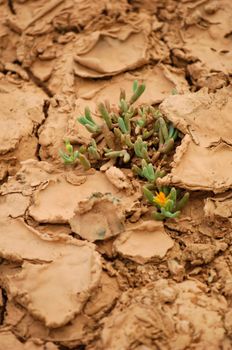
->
60;81;189;220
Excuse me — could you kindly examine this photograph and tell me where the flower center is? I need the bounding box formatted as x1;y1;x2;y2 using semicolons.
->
154;191;167;206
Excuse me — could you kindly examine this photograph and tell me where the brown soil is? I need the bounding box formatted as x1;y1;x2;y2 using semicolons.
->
0;0;232;349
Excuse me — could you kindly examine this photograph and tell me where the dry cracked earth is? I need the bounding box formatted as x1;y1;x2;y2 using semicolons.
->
0;0;232;349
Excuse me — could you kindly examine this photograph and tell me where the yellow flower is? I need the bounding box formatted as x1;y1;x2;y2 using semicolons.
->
153;191;168;207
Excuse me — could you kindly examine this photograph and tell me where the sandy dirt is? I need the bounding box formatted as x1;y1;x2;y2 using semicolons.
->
0;0;232;349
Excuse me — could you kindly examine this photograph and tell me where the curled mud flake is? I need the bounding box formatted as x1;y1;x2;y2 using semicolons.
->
159;136;232;193
28;172;118;223
105;166;130;190
73;28;149;78
160;87;232;147
70;194;124;242
5;248;101;328
114;221;174;264
0;217;98;264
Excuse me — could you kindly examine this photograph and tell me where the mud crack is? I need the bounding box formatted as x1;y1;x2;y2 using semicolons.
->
0;289;8;325
7;0;16;15
34;99;50;161
24;68;54;97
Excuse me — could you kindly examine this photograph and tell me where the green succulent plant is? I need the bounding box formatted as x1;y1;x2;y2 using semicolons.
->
104;149;130;163
77;107;101;134
59;140;91;170
129;80;146;105
98;102;113;130
60;80;189;221
134;136;150;162
59;140;79;164
132;159;165;183
155;117;179;154
143;186;189;220
88;139;101;160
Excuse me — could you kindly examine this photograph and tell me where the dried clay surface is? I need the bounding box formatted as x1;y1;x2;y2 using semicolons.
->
159;87;232;192
1;0;232;349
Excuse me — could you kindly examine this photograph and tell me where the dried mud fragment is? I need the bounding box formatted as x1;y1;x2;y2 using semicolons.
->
114;221;174;264
159;135;232;193
160;87;232;148
5;250;101;328
5;305;50;343
70;194;124;242
28;172;119;223
0;217;102;328
99;279;228;350
73;27;149;78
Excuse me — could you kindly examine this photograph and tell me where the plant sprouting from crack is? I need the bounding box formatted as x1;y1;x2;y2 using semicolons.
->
59;80;189;220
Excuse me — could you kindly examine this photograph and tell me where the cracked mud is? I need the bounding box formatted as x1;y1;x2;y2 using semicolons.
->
0;0;232;349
